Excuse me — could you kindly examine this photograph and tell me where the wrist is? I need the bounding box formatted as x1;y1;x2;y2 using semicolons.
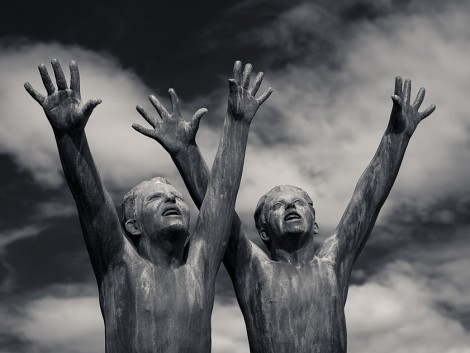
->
226;112;251;126
385;123;413;142
386;117;414;138
53;126;85;140
172;141;198;160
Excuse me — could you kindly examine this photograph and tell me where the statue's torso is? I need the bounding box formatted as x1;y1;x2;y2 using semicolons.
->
98;242;212;353
236;257;346;353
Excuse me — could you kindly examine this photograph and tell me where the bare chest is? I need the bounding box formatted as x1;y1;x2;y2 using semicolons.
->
98;257;210;353
240;261;346;353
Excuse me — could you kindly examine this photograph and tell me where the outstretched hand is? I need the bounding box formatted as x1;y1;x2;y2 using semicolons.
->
228;61;273;123
389;76;436;136
133;89;208;156
24;59;101;135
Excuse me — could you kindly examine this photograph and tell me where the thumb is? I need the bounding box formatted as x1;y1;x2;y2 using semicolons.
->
228;79;238;95
191;108;208;133
390;95;402;115
391;94;402;108
83;98;102;117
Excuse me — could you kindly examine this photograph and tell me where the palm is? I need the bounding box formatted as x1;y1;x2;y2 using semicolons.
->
133;89;207;155
24;59;101;135
228;86;259;122
42;90;87;132
154;115;194;154
227;61;273;123
390;76;436;135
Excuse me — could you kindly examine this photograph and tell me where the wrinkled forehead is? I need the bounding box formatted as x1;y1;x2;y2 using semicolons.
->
139;181;183;199
265;188;313;205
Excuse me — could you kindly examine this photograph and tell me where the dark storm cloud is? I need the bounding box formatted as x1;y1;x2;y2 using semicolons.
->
0;155;53;228
1;1;229;96
2;220;95;295
359;190;470;267
350;191;470;331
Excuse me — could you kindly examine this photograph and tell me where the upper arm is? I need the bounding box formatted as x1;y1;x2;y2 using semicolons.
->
318;131;409;286
56;132;125;278
187;118;250;275
318;172;383;282
76;191;125;277
223;216;269;279
173;144;265;277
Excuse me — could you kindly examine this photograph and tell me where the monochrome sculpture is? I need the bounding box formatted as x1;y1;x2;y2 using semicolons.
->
139;73;436;353
24;59;272;353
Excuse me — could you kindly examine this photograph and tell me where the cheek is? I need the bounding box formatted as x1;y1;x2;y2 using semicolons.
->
179;203;190;218
268;212;284;230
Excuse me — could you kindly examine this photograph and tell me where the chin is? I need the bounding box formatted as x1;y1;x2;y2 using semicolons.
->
165;221;189;232
153;218;189;238
283;222;308;235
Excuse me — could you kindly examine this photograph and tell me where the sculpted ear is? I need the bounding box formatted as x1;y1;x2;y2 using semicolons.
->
125;219;141;236
259;227;270;242
313;222;319;234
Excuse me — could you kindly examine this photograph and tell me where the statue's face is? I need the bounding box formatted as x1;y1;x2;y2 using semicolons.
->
135;182;190;241
263;190;317;246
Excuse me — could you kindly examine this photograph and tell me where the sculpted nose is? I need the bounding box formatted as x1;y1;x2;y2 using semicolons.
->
166;194;176;203
285;202;296;210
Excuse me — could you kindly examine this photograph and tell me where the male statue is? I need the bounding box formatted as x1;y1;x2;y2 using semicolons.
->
24;59;272;353
134;71;435;353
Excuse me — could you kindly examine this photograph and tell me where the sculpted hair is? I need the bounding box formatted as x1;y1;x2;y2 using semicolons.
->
121;177;172;230
254;185;315;233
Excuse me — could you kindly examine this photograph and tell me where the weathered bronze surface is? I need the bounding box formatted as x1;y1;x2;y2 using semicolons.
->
159;76;435;353
25;59;272;353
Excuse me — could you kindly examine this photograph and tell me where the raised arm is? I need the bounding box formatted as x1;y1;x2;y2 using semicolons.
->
319;77;436;287
24;59;124;278
132;66;271;277
134;61;271;274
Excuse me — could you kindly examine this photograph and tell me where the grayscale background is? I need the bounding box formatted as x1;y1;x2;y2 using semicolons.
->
0;0;469;352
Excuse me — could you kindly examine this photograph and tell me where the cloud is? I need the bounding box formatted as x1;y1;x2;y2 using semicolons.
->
0;283;249;353
0;225;44;292
1;1;470;352
0;225;42;250
6;2;470;231
212;301;249;353
0;42;189;194
2;259;469;353
0;284;103;353
346;261;470;353
215;0;470;231
33;201;76;219
21;295;103;353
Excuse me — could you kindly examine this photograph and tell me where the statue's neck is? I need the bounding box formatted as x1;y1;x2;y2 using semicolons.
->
138;232;187;267
270;233;316;267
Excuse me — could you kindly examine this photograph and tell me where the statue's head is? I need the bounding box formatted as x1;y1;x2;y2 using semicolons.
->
122;177;190;248
254;185;318;252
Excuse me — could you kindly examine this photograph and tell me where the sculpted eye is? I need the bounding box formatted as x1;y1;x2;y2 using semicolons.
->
271;202;283;210
149;193;163;201
294;199;305;206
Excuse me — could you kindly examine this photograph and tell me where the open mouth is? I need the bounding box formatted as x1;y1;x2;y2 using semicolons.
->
284;211;301;221
162;207;181;216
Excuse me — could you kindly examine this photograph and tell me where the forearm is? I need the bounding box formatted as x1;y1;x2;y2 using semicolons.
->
55;131;113;216
193;117;250;266
328;77;436;295
337;124;411;261
207;117;249;215
54;130;122;258
172;141;251;275
172;144;210;209
357;125;411;212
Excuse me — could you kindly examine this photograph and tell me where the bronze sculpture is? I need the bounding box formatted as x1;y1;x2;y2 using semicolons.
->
24;59;272;353
136;72;436;353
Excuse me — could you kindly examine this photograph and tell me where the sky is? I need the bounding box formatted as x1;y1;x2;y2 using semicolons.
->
1;0;470;352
